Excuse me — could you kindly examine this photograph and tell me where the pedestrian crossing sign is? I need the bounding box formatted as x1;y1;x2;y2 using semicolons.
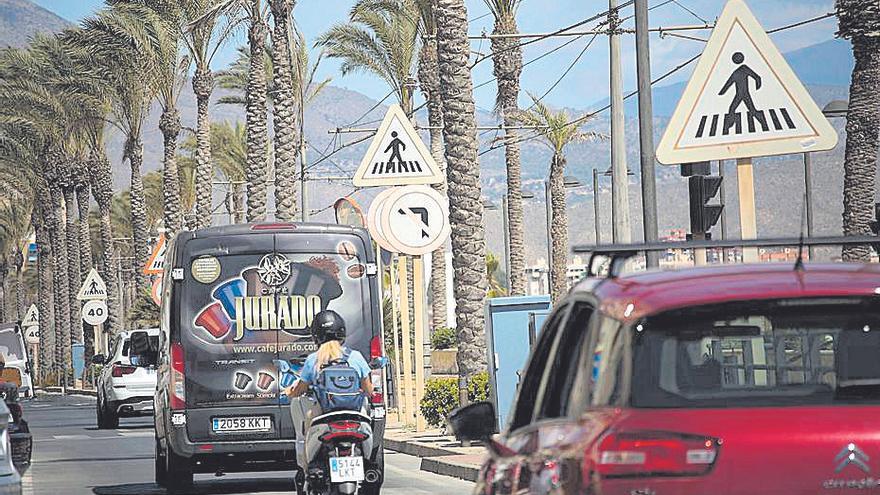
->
22;304;38;328
77;268;108;301
656;0;838;164
352;104;444;187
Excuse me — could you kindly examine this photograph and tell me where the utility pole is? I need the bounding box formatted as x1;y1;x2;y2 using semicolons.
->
634;0;659;267
803;152;814;259
301;140;309;222
609;0;631;244
501;195;511;291
544;179;553;293
593;168;601;244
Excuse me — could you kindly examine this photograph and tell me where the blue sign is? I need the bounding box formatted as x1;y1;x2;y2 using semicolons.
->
72;343;85;379
484;296;552;430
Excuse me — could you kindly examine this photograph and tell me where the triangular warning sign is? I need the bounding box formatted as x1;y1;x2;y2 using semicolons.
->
656;0;838;164
353;104;444;187
143;234;167;275
77;268;108;300
21;304;38;328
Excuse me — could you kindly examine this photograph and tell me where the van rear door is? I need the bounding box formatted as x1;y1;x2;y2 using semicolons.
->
178;234;284;442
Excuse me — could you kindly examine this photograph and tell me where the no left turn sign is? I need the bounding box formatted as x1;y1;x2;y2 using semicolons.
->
379;186;451;256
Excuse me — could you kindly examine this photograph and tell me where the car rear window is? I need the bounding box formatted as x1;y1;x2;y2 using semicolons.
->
631;298;880;408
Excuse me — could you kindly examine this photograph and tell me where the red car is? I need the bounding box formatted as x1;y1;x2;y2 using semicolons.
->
451;239;880;495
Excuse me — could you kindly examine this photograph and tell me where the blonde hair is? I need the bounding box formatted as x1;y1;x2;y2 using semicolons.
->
315;340;343;373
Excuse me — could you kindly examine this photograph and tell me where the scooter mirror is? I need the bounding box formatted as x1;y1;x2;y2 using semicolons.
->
369;356;389;370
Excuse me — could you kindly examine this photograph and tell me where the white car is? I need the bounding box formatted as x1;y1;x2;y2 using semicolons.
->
0;325;34;399
93;328;159;429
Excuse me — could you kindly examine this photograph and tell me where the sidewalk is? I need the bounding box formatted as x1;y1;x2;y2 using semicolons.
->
384;425;485;482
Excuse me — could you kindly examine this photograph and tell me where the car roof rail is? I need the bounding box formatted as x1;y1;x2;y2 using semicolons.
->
573;235;880;279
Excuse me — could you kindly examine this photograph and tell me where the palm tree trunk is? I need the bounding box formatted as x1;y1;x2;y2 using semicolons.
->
77;183;94;358
270;0;300;221
841;41;880;261
13;251;24;321
246;4;271;223
49;185;72;386
159;107;183;235
0;264;9;321
234;182;246;224
193;66;215;230
436;0;489;377
418;33;449;333
490;15;526;296
33;204;55;382
92;152;120;335
126;138;149;288
549;153;569;302
64;187;82;351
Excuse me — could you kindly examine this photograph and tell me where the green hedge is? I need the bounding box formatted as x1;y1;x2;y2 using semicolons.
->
430;327;456;350
419;371;490;428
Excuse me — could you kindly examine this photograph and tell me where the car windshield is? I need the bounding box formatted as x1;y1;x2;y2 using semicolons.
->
0;329;24;362
631;297;880;408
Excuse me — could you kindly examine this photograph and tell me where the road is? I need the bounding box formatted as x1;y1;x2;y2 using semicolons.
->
22;394;474;495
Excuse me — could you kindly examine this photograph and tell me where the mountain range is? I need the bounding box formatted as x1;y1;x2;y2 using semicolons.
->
1;0;870;264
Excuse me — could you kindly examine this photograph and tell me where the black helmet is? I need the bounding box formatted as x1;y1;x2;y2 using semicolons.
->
310;310;346;345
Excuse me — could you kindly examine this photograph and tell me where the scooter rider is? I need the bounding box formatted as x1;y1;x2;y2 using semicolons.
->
283;310;372;400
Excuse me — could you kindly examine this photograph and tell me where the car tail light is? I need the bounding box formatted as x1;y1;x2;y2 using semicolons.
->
596;431;720;478
320;430;368;442
170;342;186;410
369;335;385;406
251;223;297;231
111;365;137;378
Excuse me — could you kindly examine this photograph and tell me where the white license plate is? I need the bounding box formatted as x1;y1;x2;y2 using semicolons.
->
211;416;271;433
329;456;365;483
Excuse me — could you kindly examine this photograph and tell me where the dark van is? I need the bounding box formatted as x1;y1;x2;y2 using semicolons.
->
154;223;386;492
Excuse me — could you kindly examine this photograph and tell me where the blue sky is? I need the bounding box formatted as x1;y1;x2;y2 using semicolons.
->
34;0;838;111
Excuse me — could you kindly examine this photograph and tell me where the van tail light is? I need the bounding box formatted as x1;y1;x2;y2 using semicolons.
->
596;431;720;478
170;342;186;410
369;335;384;406
111;365;137;378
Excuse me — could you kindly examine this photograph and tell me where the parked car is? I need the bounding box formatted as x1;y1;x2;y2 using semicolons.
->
154;223;386;493
0;325;34;399
93;328;160;429
0;401;22;494
0;384;30;475
452;239;880;495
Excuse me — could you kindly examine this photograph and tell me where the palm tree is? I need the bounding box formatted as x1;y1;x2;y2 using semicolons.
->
182;122;248;223
483;0;526;296
414;0;449;333
317;0;420;114
435;0;489;377
185;0;238;229
269;0;299;221
76;5;167;288
837;0;880;261
516;95;600;302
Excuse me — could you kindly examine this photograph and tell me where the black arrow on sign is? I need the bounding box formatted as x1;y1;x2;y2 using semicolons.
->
399;207;430;238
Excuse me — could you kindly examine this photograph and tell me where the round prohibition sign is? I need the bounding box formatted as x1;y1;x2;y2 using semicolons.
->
367;187;400;253
379;185;451;256
82;299;109;326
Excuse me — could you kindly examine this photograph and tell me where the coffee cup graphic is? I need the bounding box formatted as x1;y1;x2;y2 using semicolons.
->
257;372;275;390
195;302;232;339
234;372;253;390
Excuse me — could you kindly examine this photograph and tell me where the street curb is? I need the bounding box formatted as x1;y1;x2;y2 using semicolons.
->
39;387;97;397
384;438;459;458
420;457;479;483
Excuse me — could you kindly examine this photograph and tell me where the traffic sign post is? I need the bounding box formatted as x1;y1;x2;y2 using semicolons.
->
656;0;838;261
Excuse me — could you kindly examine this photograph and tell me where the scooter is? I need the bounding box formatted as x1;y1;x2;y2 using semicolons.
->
288;358;387;495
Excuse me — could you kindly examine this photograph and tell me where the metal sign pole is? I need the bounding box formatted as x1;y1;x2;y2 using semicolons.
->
737;157;759;262
412;255;427;432
397;256;416;426
389;254;403;423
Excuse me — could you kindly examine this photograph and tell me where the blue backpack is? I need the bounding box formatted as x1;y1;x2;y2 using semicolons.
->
314;350;365;412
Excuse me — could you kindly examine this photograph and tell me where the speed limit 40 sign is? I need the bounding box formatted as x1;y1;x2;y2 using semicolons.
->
82;299;108;326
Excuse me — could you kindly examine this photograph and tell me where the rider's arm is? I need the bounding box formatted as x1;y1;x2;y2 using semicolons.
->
285;379;310;398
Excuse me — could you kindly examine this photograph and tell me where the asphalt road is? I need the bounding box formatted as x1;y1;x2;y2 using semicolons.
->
22;394;474;495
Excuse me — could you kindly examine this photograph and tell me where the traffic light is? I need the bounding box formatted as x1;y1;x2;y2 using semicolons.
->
689;175;724;235
680;162;711;177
